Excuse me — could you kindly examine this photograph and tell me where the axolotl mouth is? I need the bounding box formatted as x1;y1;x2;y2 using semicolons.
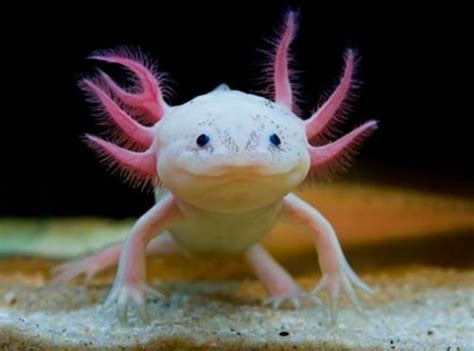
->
185;164;298;178
175;162;309;204
180;154;305;178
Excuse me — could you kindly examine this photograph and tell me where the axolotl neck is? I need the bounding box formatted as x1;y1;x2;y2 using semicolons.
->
155;87;311;213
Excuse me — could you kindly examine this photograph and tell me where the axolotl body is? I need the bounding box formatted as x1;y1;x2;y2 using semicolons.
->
54;12;378;324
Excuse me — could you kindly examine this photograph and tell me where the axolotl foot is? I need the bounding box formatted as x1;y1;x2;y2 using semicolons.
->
104;279;163;325
263;287;322;310
54;254;162;325
52;255;109;283
311;258;374;324
262;262;373;323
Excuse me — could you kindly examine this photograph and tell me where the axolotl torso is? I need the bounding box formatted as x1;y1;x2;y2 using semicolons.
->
54;11;377;324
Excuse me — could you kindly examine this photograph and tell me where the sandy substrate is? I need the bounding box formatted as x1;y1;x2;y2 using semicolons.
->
0;267;473;350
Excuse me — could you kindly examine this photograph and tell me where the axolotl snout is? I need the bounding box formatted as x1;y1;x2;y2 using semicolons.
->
54;12;378;325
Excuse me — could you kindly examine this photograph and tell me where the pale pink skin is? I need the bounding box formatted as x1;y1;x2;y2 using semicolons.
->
54;11;377;325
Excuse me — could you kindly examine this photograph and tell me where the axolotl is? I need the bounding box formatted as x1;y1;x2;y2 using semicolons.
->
54;12;378;324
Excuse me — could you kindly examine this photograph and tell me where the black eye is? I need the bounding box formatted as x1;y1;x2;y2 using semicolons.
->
196;133;210;147
269;133;281;146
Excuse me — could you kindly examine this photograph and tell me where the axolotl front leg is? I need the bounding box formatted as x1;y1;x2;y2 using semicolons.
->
282;193;373;323
244;193;372;323
103;193;181;324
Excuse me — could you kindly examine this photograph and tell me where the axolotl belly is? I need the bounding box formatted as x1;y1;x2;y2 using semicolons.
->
168;197;282;254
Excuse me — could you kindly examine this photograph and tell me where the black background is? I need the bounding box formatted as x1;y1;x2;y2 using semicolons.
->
2;1;472;217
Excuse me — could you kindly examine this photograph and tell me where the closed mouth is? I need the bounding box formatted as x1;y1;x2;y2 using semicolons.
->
186;164;293;177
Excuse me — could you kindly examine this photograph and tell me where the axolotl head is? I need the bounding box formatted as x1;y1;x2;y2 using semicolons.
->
81;12;377;213
156;87;309;212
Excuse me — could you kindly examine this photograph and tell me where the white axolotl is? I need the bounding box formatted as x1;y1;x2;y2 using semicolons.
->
54;12;378;324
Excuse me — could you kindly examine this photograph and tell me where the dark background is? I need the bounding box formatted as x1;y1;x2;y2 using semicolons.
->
2;1;472;217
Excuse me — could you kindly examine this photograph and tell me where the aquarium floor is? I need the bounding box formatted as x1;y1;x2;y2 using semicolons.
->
0;181;473;349
0;265;473;350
